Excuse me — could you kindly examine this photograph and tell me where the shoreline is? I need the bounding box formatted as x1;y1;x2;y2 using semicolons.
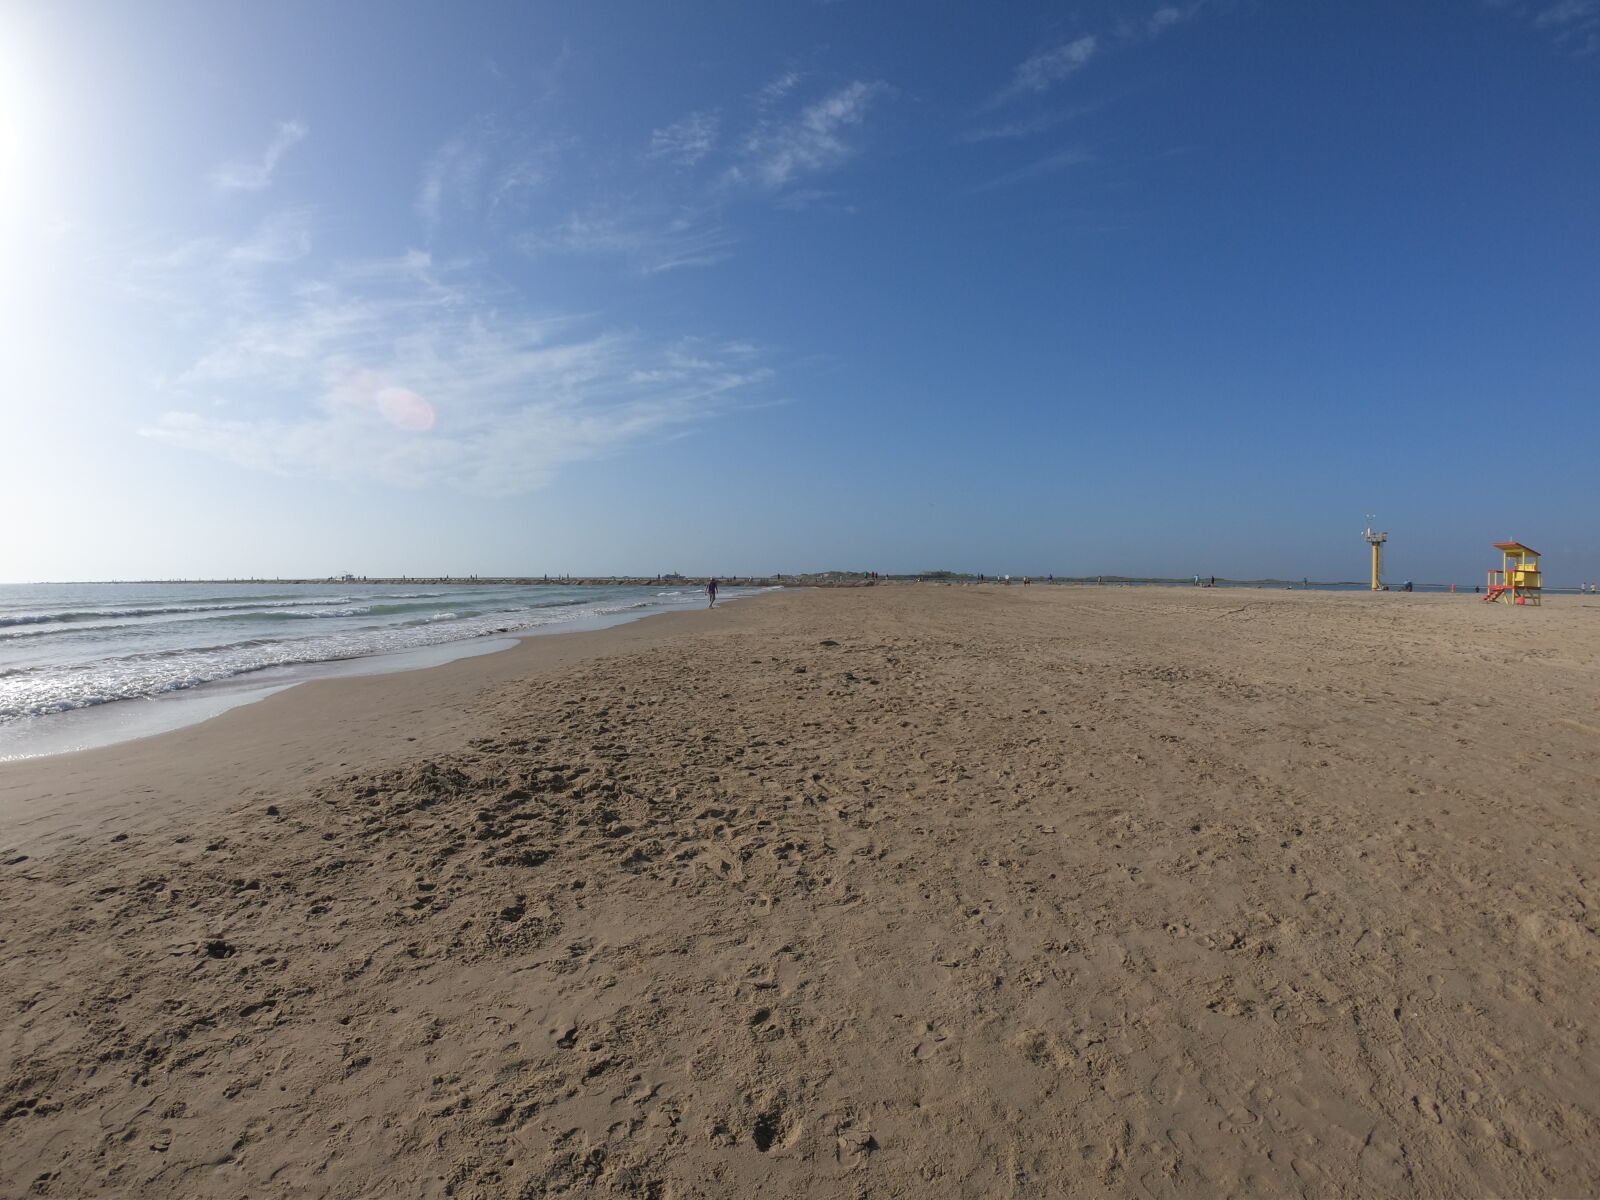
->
14;575;1597;591
22;576;784;587
0;594;765;853
0;585;776;764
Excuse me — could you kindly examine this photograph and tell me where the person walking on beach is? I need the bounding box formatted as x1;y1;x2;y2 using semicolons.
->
706;577;718;608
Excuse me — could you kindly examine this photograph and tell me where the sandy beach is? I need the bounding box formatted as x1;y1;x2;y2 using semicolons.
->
2;585;1598;1198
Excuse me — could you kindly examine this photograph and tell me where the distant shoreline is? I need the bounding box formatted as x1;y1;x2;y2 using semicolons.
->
11;574;1575;591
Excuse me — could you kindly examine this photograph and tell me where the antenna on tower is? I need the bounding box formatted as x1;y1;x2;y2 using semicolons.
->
1362;516;1388;592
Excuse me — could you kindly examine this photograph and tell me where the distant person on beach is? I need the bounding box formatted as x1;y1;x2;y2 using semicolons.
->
707;578;718;608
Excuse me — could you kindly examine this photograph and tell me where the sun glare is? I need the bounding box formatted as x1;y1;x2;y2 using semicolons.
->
0;44;29;221
0;84;18;181
0;20;47;234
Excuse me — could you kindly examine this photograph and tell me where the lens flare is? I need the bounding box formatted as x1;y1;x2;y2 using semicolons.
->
375;386;435;432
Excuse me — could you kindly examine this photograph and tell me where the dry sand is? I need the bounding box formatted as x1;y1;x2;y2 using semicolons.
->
2;585;1598;1198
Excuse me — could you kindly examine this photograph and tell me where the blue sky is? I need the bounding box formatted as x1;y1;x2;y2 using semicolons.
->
2;0;1597;582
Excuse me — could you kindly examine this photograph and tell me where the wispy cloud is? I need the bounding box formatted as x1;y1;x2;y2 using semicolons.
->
992;37;1099;107
1150;6;1186;33
519;207;735;274
1488;0;1600;52
532;40;575;102
967;11;1199;185
979;6;1198;121
416;126;492;231
1126;3;1201;39
112;209;318;312
491;154;559;214
417;121;562;231
1535;0;1599;25
756;70;803;108
210;120;307;192
141;257;771;494
1534;0;1600;48
974;147;1093;192
648;111;720;167
773;188;854;213
228;208;314;264
731;80;888;190
960;102;1102;144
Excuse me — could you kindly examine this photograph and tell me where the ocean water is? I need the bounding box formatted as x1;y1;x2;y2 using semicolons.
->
0;581;766;758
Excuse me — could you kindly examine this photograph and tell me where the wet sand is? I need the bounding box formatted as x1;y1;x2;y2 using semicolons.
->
2;585;1598;1198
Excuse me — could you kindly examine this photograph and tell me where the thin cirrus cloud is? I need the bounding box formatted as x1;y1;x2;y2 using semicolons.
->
416;128;491;230
973;147;1093;192
731;80;888;190
111;210;316;311
978;7;1196;120
524;80;888;270
145;69;889;495
648;110;720;167
967;9;1199;182
989;36;1099;108
1149;5;1186;33
960;102;1103;144
1127;4;1197;39
755;70;803;108
1528;0;1600;51
1535;0;1599;25
227;207;314;265
518;207;736;274
210;120;308;192
417;121;561;231
140;254;771;495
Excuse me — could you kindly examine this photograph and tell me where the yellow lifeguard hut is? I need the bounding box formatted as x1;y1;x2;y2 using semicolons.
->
1484;541;1542;606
